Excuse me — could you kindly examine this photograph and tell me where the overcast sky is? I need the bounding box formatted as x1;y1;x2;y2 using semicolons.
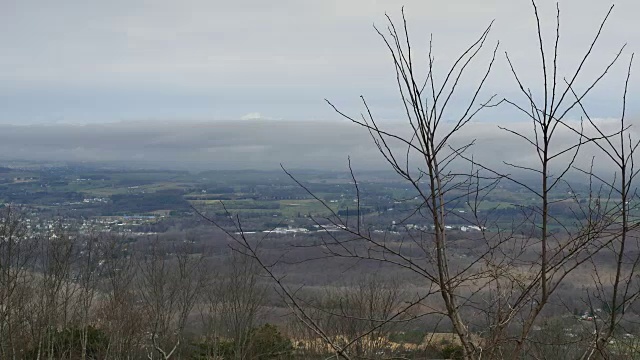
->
0;0;638;170
1;0;637;123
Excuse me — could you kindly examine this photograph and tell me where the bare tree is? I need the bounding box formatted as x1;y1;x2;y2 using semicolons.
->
137;239;204;360
98;234;146;360
29;226;78;360
284;7;498;359
567;54;640;359
199;251;267;359
307;275;405;358
483;2;634;358
73;232;105;360
0;206;34;360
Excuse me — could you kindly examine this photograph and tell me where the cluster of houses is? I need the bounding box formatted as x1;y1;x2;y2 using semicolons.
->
13;213;161;237
400;223;486;232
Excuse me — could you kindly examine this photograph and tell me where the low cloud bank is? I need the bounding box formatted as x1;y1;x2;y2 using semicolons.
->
0;119;633;176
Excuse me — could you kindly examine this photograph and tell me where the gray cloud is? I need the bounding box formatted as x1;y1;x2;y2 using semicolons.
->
0;118;635;179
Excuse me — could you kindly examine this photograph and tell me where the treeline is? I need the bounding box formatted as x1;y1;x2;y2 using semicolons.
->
0;206;468;360
107;189;190;214
0;206;284;359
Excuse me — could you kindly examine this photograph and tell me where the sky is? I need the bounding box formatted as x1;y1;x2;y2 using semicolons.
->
0;0;638;170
